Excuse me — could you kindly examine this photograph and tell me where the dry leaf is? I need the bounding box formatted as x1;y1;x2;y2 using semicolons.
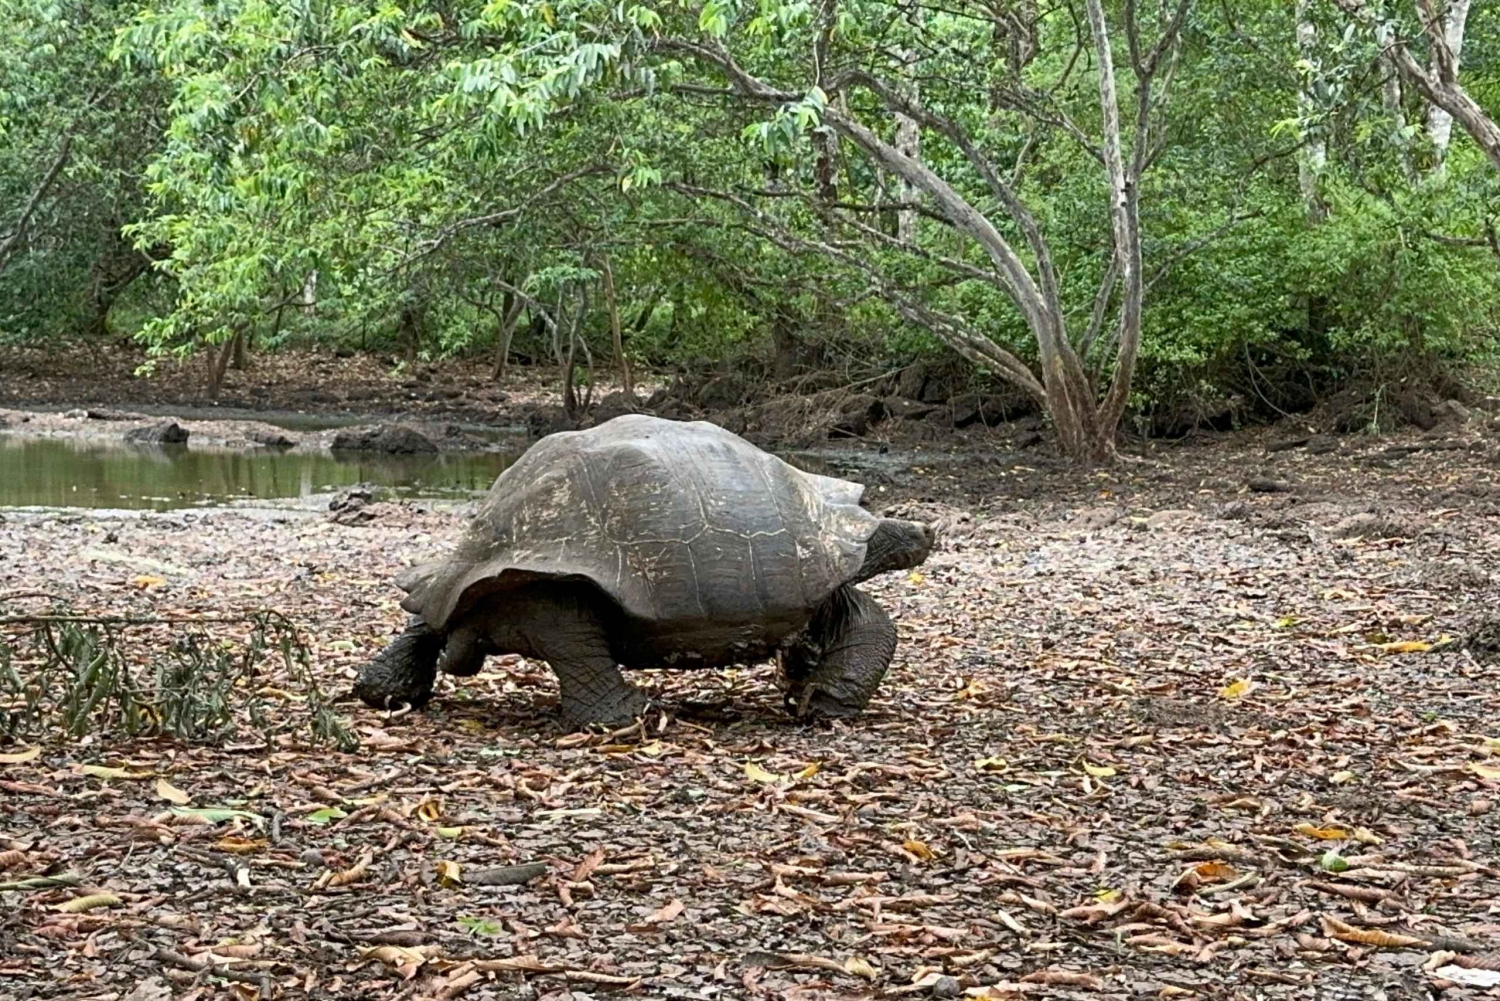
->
1321;915;1426;948
129;574;166;589
795;763;821;780
213;836;268;854
1294;823;1350;840
744;762;785;785
0;747;41;765
58;894;120;913
1378;640;1432;654
1020;969;1104;990
1081;761;1116;778
903;839;937;861
973;756;1009;772
1468;762;1500;781
573;846;606;882
645;898;684;924
435;860;462;887
79;764;148;781
843;955;880;980
155;778;190;805
329;851;372;887
1433;966;1500;988
415;799;443;822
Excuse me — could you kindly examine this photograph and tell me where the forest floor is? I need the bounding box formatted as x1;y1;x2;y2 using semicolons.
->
1;350;1499;1000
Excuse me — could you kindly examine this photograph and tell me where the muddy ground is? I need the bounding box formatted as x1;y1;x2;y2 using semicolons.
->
1;356;1499;999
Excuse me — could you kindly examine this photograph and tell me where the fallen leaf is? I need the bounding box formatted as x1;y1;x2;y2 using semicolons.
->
361;944;432;979
795;763;821;780
1468;762;1500;781
78;764;148;781
973;756;1009;772
744;762;785;786
434;826;464;840
843;955;880;980
1433;966;1500;988
1081;761;1116;778
329;851;371;887
415;798;443;822
1378;639;1432;654
1219;678;1254;699
0;747;41;765
305;806;348;825
645;898;684;924
129;574;166;589
903;839;937;861
1295;823;1350;840
58;894;120;913
155;778;190;805
1321;914;1425;948
213;836;268;854
435;860;462;887
171;807;262;825
907;571;926;586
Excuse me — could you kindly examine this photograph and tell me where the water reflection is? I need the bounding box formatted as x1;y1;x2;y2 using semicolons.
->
0;436;517;511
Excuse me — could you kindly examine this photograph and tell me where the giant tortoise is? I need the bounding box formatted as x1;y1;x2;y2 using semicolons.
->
354;415;933;727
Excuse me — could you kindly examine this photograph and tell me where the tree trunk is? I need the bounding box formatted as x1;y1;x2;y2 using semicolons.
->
231;325;250;370
1375;20;1414;180
300;270;318;314
1296;0;1328;222
894;39;921;242
400;305;420;366
491;288;524;382
599;253;634;398
771;309;800;381
208;327;243;400
1425;0;1470;176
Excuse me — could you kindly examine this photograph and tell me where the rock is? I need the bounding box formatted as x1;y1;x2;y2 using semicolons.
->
247;427;294;448
881;397;936;421
63;408;88;420
1144;509;1201;532
592;391;637;425
124;421;189;445
328;484;378;525
334;347;355;359
1247;477;1291;494
896;363;930;401
928;976;962;999
1332;512;1413;539
947;391;1036;428
1074;506;1123;530
1438;398;1471;425
830;394;886;438
330;424;438;454
1014;431;1044;449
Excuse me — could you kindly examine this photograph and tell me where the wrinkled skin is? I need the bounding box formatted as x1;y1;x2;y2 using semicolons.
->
354;518;934;728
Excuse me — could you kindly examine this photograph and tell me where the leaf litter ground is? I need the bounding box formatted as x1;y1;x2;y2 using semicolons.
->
1;421;1498;1001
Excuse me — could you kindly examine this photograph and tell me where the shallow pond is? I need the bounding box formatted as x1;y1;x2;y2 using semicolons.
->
0;436;518;511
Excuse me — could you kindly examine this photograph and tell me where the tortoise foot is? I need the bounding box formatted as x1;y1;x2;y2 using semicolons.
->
558;684;649;730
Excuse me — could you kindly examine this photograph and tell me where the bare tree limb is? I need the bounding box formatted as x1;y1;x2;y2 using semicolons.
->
0;135;74;275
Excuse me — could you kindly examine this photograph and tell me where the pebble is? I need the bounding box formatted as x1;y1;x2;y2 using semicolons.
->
299;849;326;868
930;975;961;998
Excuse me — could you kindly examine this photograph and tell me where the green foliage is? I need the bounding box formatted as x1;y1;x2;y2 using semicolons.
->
0;611;355;749
0;0;1497;423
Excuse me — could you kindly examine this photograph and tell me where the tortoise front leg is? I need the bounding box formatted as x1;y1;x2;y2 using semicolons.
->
783;585;897;718
354;615;443;709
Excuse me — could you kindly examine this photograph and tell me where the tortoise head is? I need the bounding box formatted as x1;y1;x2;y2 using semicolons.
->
853;518;936;583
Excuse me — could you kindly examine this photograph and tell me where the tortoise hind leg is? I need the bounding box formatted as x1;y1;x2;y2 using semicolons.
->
783;585;896;718
516;583;647;729
354;615;443;709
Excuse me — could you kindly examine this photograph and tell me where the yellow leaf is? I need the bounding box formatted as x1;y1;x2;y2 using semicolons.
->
1275;616;1298;629
744;762;785;785
795;763;821;780
436;860;462;887
57;893;120;913
1378;639;1432;654
1352;827;1383;845
843;955;880;980
903;839;936;861
79;764;148;781
1469;762;1500;781
973;756;1009;773
415;799;443;823
1082;761;1116;778
155;778;190;805
1094;887;1122;902
1330;770;1355;785
1219;678;1254;699
1294;822;1350;840
129;574;166;589
907;571;926;586
435;827;464;840
0;746;40;765
214;836;268;855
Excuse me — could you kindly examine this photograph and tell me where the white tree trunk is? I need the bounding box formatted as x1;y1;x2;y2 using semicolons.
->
894;48;921;242
1426;0;1470;175
1296;0;1327;221
1374;19;1414;180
